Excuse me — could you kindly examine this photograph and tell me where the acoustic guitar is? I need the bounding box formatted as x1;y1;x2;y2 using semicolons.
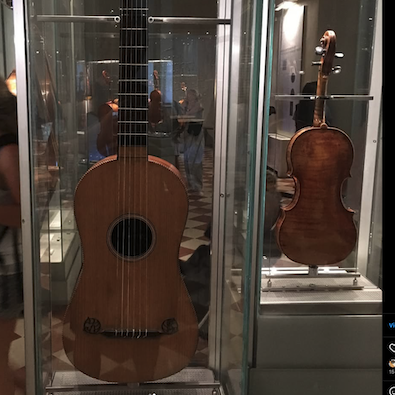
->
275;30;357;266
63;0;198;383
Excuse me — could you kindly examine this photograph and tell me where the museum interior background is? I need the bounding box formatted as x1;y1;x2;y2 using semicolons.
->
0;0;383;393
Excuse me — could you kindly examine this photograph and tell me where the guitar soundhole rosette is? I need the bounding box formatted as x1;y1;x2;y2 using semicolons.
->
107;214;156;261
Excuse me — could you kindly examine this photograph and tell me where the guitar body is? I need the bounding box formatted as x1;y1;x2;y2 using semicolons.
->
63;153;198;383
276;124;357;265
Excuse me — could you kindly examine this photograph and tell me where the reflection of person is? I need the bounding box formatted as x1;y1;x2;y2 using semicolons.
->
0;76;23;395
148;89;162;133
181;89;204;195
96;99;118;156
179;81;187;104
166;100;184;169
263;169;281;262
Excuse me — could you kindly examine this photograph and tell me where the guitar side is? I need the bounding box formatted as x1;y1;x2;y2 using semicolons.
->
63;155;198;383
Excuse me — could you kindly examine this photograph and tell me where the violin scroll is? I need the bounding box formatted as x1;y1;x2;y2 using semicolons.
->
312;30;344;75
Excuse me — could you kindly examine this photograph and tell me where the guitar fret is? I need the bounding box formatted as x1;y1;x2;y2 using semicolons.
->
119;108;148;110
120;45;148;48
118;93;148;96
119;63;147;66
120;0;147;7
118;135;147;147
118;121;148;124
117;133;147;135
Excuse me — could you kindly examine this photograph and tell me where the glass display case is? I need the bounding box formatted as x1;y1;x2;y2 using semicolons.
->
14;0;265;394
13;0;382;394
246;1;382;394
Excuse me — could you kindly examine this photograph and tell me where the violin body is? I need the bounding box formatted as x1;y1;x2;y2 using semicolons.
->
276;123;357;265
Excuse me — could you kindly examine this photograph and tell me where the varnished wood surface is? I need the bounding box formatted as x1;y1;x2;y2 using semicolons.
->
63;155;198;383
276;124;357;266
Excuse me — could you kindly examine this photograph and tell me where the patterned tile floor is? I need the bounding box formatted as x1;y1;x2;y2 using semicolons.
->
178;148;213;262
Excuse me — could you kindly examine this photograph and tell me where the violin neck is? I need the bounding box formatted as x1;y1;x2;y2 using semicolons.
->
313;74;329;127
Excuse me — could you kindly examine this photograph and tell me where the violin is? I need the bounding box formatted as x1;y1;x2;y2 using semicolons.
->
275;30;357;266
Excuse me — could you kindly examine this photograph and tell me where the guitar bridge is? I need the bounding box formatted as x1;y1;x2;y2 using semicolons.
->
83;317;178;338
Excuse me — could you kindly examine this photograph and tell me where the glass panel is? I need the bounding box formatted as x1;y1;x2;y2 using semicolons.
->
0;3;26;394
219;0;263;394
147;0;217;376
367;112;382;288
263;0;377;272
251;1;382;394
22;0;255;392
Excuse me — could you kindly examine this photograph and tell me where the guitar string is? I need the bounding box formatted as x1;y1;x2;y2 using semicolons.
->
143;0;147;338
144;0;149;338
134;0;139;337
121;0;129;336
132;0;137;336
126;0;131;336
133;0;137;336
138;0;143;337
117;0;124;335
132;0;138;336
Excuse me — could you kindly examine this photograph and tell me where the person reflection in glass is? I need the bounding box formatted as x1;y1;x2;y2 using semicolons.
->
180;89;204;196
148;75;162;134
180;81;187;103
0;76;23;395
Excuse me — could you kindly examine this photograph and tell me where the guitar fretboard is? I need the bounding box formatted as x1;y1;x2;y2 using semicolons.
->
118;0;148;148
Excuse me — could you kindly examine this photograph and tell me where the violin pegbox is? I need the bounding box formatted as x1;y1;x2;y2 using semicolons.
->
312;30;344;75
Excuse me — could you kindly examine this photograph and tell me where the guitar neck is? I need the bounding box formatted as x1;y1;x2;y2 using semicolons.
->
117;0;148;151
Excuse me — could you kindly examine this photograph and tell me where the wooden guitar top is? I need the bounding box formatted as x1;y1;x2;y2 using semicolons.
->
63;155;198;383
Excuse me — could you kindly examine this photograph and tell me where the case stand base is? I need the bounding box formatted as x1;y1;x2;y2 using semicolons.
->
262;265;363;292
46;368;223;394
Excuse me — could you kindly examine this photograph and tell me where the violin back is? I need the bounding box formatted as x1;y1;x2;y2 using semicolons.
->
276;124;357;265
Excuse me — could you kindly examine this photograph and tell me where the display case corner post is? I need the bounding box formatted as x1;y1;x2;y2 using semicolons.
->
357;0;382;278
209;0;232;374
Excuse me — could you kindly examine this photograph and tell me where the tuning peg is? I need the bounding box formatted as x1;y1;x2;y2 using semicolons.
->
315;46;325;56
312;61;321;66
332;65;342;74
335;52;344;58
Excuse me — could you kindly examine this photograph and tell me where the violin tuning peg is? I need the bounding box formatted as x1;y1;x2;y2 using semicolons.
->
315;46;325;56
311;61;321;66
335;52;344;58
332;65;342;74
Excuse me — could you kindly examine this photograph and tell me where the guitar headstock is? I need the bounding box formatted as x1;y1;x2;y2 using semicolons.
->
313;30;344;76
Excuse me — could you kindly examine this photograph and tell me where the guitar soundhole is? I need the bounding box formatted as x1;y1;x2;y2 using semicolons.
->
109;216;154;260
